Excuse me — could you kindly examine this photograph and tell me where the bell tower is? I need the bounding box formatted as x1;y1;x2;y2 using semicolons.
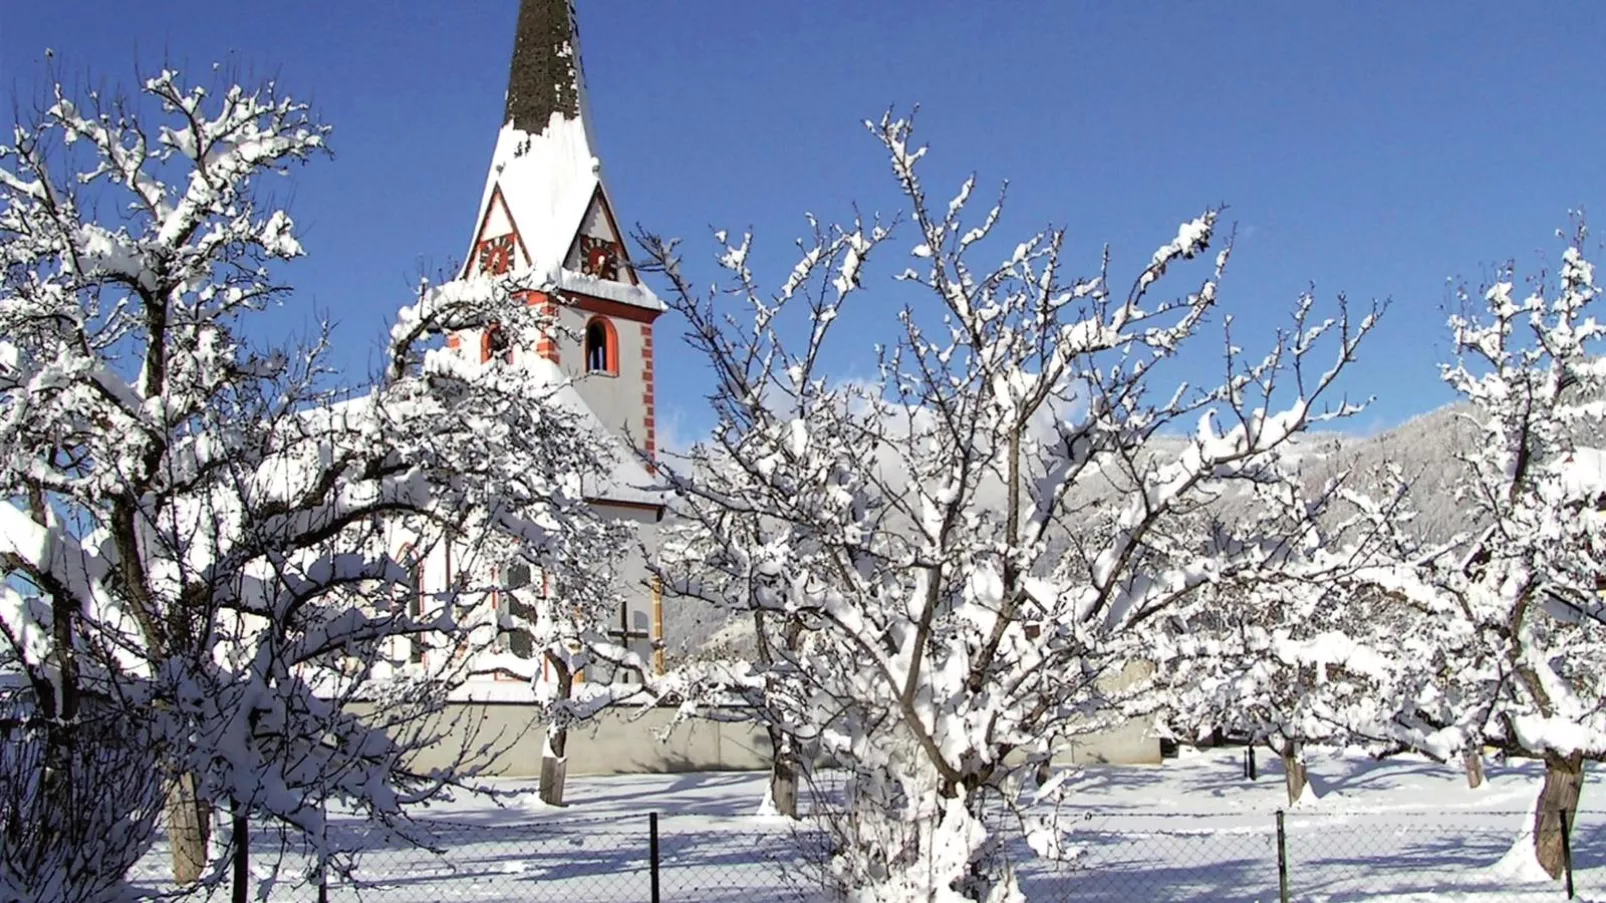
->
455;0;664;468
444;0;666;682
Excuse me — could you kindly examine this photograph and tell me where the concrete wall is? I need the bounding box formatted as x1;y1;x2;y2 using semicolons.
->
358;702;1159;777
1060;715;1162;765
356;703;774;777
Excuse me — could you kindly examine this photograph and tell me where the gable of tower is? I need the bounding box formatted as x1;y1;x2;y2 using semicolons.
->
465;184;532;277
563;185;639;286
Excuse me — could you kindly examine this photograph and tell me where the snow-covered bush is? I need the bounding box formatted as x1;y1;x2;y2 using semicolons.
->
0;67;625;896
643;112;1377;902
0;703;162;903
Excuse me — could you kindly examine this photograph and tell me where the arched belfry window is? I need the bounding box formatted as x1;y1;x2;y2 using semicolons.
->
584;317;617;375
483;323;513;365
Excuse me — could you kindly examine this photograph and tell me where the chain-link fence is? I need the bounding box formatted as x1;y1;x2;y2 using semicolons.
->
1019;808;1605;902
127;811;826;902
123;805;1606;901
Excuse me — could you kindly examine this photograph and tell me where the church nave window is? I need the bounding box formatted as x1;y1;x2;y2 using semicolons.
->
606;600;651;685
495;562;536;659
393;547;426;666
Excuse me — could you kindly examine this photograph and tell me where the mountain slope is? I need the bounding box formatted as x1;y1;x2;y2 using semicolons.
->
658;401;1487;661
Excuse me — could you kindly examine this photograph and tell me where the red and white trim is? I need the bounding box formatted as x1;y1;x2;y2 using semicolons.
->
641;322;656;469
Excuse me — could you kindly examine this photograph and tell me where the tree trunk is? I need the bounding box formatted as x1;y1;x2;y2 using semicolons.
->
1532;753;1585;880
538;735;568;807
167;772;211;884
1463;748;1485;789
755;613;805;819
1035;759;1053;788
538;657;573;807
1279;740;1308;806
769;732;800;819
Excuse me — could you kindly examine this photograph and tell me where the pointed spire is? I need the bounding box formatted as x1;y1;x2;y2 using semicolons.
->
504;0;585;133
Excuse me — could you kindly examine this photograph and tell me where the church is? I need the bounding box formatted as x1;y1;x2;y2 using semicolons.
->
405;0;668;695
379;0;1162;775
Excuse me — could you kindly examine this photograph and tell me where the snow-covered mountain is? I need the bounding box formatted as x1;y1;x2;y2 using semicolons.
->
1299;404;1479;545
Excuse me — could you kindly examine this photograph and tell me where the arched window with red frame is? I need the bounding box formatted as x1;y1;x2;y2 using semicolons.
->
584;317;617;375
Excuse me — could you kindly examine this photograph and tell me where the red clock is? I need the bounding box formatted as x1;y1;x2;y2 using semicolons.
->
479;235;514;275
579;235;619;281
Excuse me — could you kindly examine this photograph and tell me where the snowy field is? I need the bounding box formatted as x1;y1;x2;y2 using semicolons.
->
131;748;1606;902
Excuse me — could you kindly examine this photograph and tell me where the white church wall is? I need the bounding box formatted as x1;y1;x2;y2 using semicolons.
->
479;205;514;248
575;197;615;243
592;503;661;678
549;303;652;454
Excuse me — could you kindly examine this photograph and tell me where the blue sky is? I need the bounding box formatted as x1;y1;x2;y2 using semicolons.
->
6;2;1606;445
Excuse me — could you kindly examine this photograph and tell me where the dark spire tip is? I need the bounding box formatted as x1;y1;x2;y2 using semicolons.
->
504;0;582;131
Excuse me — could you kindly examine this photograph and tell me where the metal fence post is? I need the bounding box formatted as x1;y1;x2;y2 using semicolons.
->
1561;807;1575;900
232;805;248;903
1275;809;1289;903
650;811;661;903
318;800;329;903
1249;746;1258;782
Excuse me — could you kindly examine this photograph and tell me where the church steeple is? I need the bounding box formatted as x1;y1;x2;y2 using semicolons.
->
454;0;666;480
504;0;584;133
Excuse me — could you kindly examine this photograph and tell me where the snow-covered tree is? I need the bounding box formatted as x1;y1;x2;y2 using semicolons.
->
657;518;816;818
1333;226;1606;877
0;702;163;903
1130;465;1451;804
0;68;626;898
463;445;657;806
644;112;1378;902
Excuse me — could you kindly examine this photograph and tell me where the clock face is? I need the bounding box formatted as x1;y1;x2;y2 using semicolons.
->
479;235;514;275
579;235;620;281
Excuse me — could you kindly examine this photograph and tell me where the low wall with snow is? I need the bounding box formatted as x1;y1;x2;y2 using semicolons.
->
1058;715;1163;766
355;702;1161;777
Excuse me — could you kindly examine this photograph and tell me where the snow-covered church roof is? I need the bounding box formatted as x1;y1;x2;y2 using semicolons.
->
461;0;664;315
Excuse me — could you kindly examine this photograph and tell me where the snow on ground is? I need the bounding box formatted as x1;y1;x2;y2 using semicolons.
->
131;748;1606;901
